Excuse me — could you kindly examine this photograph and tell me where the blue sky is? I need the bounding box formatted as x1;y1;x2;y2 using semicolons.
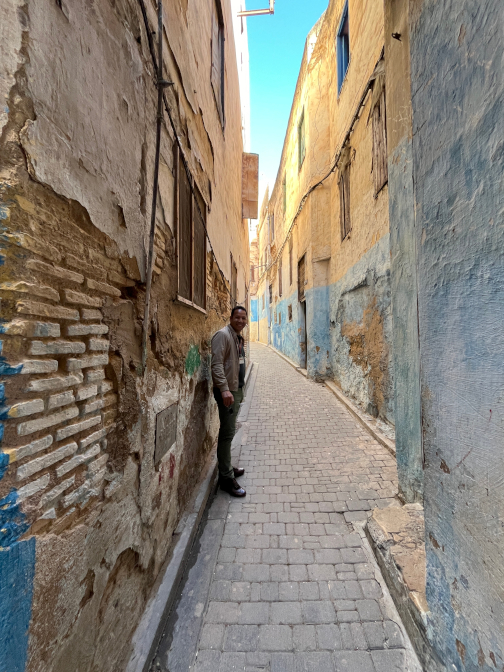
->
247;0;329;209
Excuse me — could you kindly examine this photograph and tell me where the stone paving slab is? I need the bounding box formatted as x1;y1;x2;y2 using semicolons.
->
191;344;420;672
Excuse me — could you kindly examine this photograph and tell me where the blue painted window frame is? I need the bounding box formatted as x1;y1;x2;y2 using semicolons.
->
337;1;350;94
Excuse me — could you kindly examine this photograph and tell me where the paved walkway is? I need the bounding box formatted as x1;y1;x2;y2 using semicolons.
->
192;344;417;672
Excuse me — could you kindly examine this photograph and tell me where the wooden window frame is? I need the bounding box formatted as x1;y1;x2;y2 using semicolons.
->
230;253;238;306
289;236;293;286
337;1;350;94
339;164;351;241
298;254;306;302
372;90;388;196
298;109;306;171
211;0;225;128
176;148;207;313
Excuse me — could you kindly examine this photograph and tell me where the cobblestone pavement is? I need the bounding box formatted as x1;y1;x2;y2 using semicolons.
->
192;344;416;672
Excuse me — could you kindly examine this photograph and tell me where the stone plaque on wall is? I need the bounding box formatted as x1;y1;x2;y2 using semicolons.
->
155;403;178;466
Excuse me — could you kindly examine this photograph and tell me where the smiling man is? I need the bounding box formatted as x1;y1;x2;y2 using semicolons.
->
211;306;248;497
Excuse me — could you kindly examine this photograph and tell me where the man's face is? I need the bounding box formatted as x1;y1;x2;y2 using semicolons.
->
230;309;247;333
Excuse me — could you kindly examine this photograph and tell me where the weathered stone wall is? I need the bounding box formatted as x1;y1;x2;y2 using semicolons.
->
409;0;504;668
0;1;248;670
384;0;423;504
253;0;394;424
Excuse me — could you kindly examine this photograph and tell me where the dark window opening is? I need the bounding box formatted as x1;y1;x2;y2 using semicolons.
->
269;284;273;305
289;236;293;286
298;109;306;171
339;164;351;240
269;211;275;242
298;255;306;302
288;304;293;322
278;257;283;297
279;312;282;325
211;0;225;127
231;254;238;306
337;2;350;94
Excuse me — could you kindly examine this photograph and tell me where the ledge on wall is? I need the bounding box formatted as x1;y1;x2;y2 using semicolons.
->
366;504;446;672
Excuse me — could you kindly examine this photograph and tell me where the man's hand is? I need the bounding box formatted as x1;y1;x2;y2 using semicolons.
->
222;391;234;408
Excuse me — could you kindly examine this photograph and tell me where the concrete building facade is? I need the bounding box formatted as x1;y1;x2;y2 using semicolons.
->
0;1;249;670
251;0;394;426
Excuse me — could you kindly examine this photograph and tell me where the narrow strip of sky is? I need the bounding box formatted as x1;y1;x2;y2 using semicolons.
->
246;0;329;213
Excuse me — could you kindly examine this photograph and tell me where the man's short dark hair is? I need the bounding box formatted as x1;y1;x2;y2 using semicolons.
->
231;305;247;317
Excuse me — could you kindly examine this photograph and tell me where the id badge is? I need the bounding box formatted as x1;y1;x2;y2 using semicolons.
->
239;356;245;365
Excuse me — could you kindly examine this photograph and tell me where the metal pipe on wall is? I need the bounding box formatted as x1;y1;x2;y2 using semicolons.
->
142;1;166;371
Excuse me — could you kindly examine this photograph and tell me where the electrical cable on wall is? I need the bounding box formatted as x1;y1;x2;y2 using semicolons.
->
257;50;384;286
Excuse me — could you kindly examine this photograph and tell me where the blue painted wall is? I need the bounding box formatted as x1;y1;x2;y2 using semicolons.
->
250;297;258;323
264;237;394;424
271;289;302;365
410;0;504;668
0;335;36;672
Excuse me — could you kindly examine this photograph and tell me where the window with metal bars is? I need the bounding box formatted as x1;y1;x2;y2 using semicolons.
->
177;149;207;311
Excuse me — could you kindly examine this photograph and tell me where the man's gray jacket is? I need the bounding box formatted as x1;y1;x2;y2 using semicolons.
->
211;325;240;393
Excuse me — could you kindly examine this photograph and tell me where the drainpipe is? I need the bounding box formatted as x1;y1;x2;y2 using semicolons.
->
141;1;172;371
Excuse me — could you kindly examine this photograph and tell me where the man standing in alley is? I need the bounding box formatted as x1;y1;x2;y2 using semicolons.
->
211;306;248;497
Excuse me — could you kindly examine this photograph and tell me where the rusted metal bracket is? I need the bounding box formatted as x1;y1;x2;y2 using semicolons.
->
238;0;274;17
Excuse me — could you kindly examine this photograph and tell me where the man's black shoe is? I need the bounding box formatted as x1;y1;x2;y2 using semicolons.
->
233;467;245;478
220;477;246;497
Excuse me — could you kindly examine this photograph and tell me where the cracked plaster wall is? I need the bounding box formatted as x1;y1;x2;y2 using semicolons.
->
253;0;394;424
409;0;504;668
0;1;249;670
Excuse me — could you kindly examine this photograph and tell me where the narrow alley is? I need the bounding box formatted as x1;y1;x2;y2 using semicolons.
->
1;0;503;670
153;344;420;672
